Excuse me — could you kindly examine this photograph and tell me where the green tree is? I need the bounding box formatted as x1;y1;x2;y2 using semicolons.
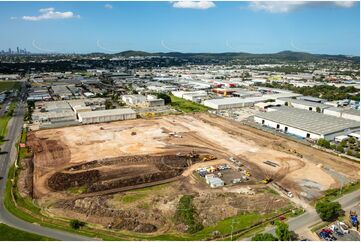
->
348;137;356;144
252;233;278;241
317;139;331;149
156;93;171;105
316;107;321;113
275;222;293;241
336;145;344;153
315;200;343;221
69;219;85;229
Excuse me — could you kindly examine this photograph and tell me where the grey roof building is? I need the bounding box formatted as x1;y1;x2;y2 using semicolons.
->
254;107;360;140
279;98;332;110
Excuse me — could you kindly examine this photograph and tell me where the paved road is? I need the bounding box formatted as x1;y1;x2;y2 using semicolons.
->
263;190;360;236
0;84;92;241
0;99;10;116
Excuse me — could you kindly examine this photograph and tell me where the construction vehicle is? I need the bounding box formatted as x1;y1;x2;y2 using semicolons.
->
244;170;251;177
206;166;216;173
144;112;155;118
202;155;216;162
261;176;273;184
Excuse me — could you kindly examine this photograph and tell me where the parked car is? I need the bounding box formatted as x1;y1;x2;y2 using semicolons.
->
330;224;343;236
337;221;349;234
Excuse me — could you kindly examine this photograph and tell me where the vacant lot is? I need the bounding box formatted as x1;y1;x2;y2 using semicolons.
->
170;95;209;113
24;113;359;237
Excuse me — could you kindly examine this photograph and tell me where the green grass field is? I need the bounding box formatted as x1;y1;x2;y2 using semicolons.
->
170;95;209;113
0;81;21;92
193;213;264;239
0;223;54;241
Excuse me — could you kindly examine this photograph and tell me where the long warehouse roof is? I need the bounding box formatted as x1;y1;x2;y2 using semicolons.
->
204;93;301;106
255;107;360;135
278;97;332;109
326;107;360;116
78;108;136;118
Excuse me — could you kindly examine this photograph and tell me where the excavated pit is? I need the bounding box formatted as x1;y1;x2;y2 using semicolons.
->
47;154;200;194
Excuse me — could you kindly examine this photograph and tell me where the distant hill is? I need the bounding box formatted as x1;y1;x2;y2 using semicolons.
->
108;50;359;62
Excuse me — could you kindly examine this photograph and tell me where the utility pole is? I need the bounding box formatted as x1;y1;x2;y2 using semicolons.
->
230;217;235;241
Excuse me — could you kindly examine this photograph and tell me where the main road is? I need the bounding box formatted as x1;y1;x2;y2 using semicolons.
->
257;189;360;239
0;83;92;241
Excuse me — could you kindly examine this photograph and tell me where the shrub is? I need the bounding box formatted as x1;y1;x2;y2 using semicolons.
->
156;93;171;105
252;233;278;241
336;145;344;153
70;219;85;229
175;195;203;233
317;139;330;149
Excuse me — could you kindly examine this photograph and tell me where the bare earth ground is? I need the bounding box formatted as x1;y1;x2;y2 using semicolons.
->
24;113;359;235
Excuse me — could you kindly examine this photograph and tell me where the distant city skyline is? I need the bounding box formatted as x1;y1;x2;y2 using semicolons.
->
0;1;359;55
0;46;31;55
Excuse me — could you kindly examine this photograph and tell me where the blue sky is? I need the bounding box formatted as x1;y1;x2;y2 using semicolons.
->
0;1;359;55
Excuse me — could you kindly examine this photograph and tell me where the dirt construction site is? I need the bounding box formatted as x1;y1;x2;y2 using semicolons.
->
23;113;360;235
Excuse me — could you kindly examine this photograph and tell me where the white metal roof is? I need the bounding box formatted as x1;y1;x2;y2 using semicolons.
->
78;108;136;119
255;107;360;135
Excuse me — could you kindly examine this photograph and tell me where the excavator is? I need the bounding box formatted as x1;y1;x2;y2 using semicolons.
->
244;170;251;177
261;176;273;184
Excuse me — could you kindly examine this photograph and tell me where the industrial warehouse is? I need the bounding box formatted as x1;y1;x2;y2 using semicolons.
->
31;98;137;128
78;108;136;124
254;107;360;141
203;92;301;110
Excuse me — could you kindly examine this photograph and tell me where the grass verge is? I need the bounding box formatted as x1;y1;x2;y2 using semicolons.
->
315;181;360;204
0;81;21;92
0;223;54;241
0;101;17;144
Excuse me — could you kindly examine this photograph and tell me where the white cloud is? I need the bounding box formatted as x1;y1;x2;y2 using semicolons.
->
247;1;356;13
248;1;306;13
10;16;17;20
104;4;113;9
22;7;80;21
172;1;215;10
39;7;55;13
333;1;356;8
